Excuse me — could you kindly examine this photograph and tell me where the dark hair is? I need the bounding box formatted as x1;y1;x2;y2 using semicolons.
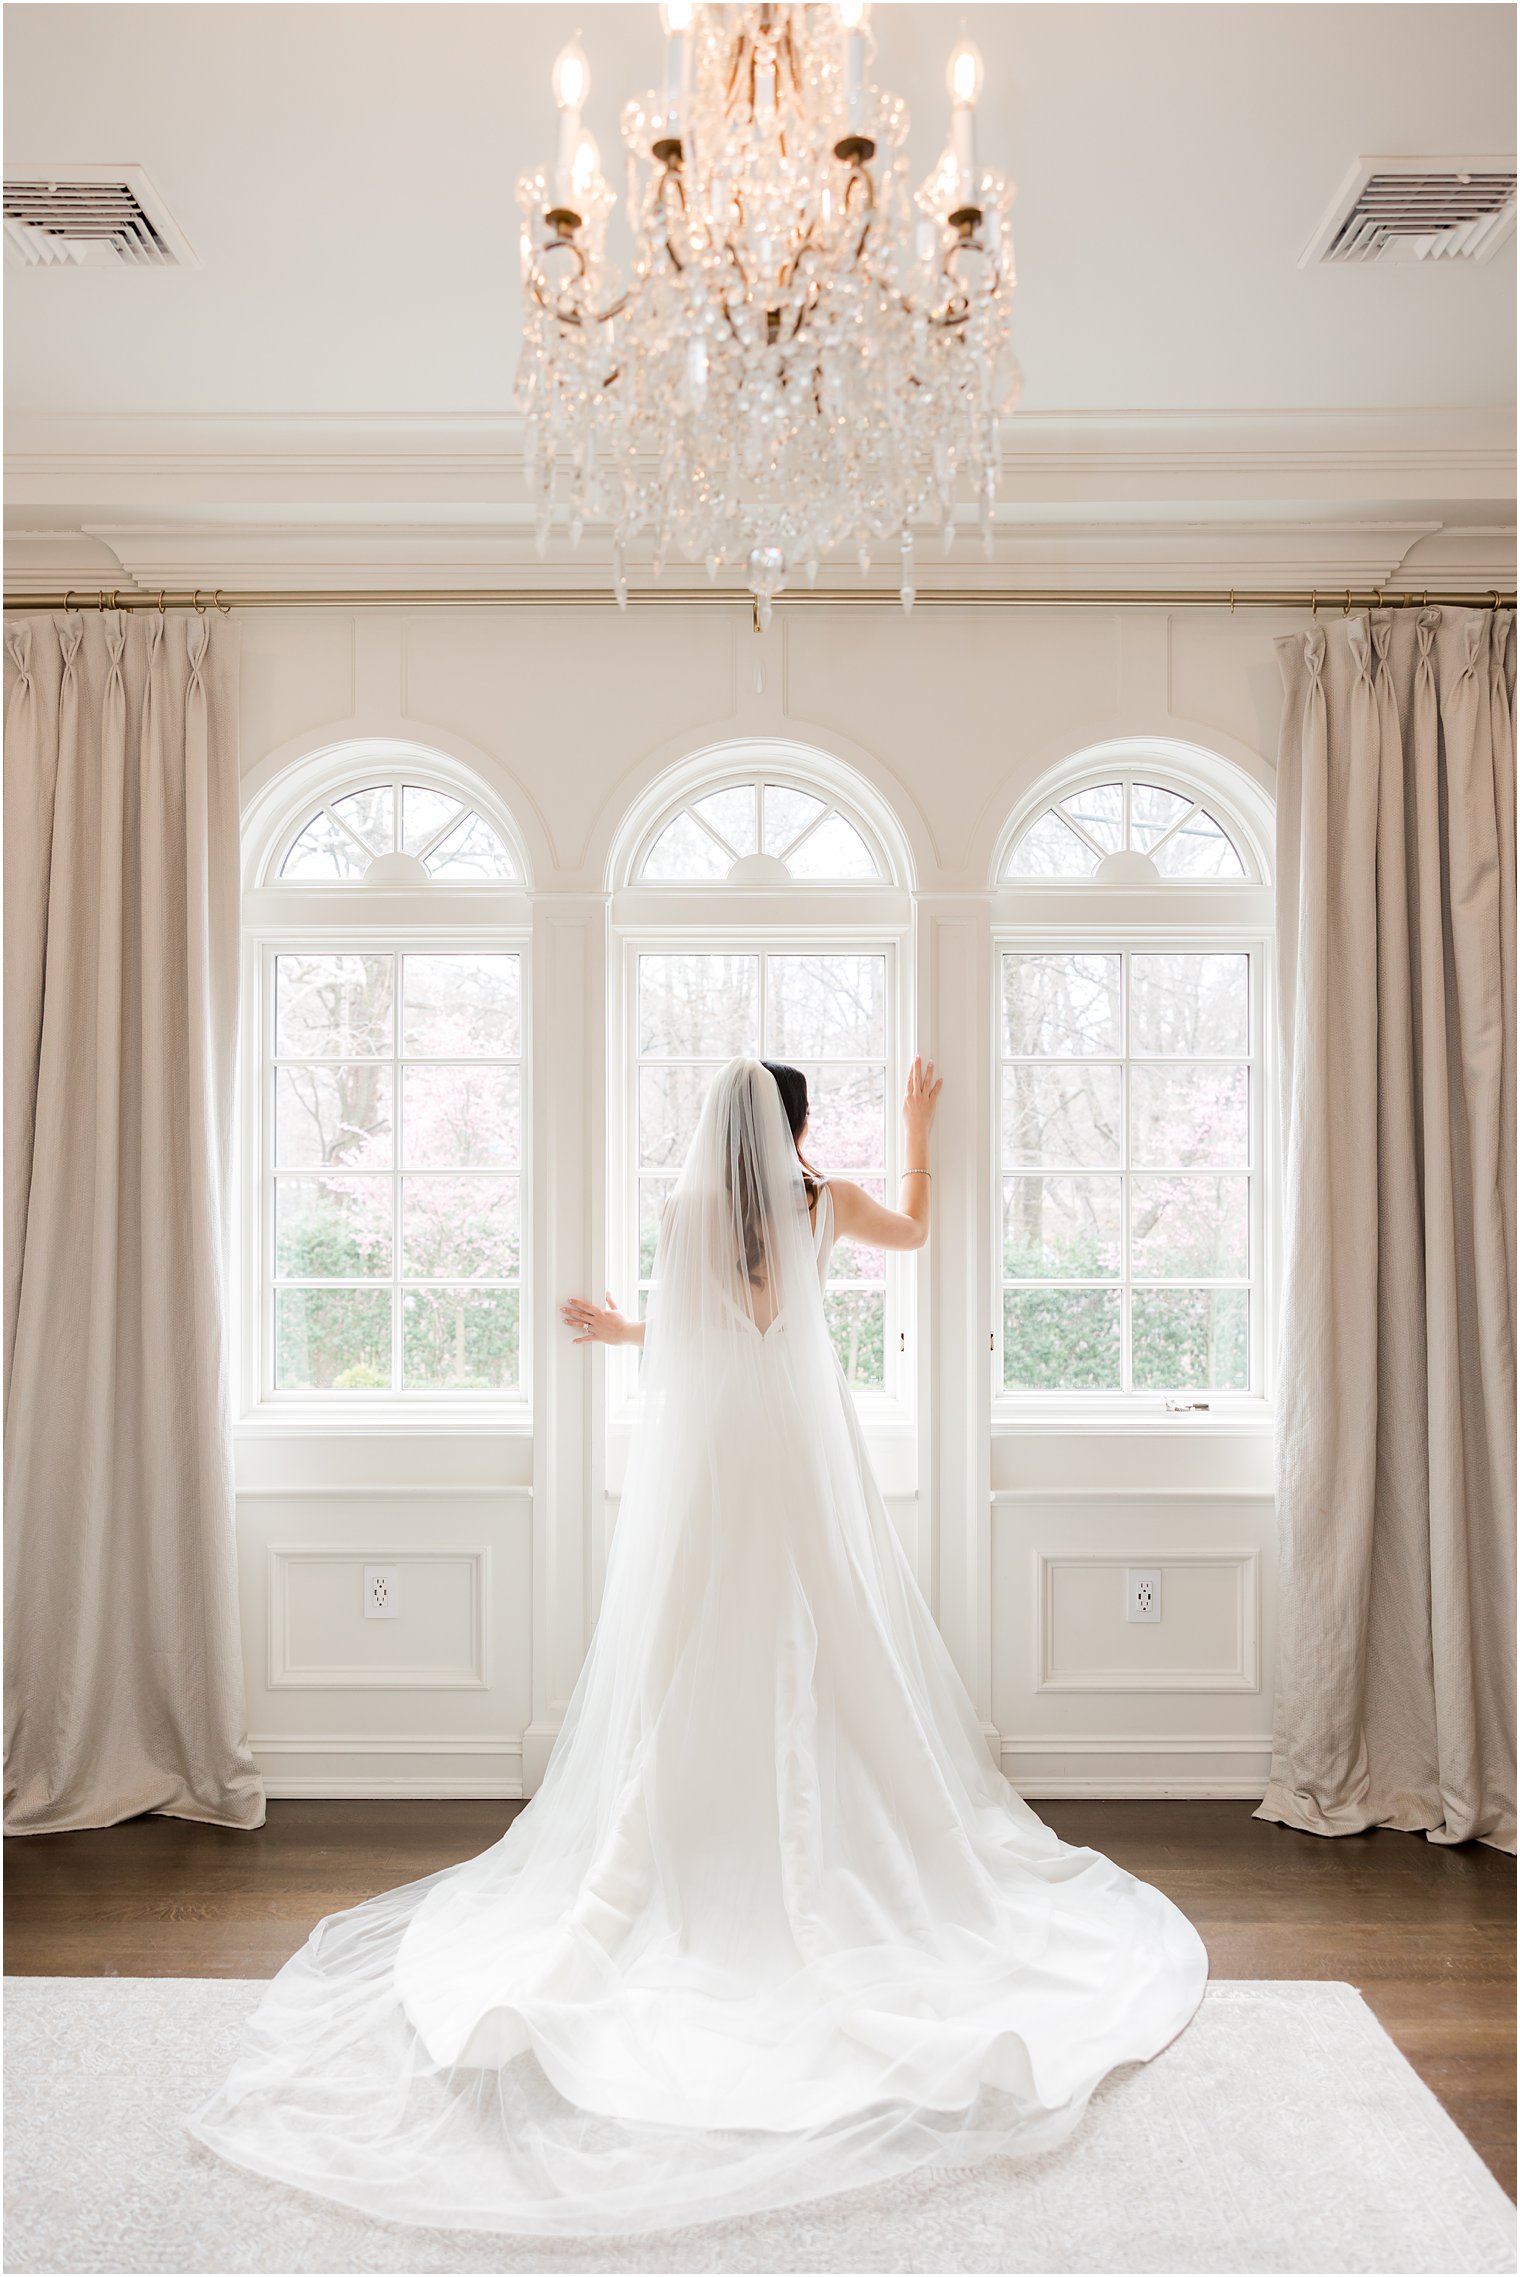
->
728;1063;821;1290
762;1062;822;1205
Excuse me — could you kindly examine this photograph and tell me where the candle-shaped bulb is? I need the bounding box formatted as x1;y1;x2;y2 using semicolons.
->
659;0;693;131
552;36;590;203
552;36;591;111
840;0;866;130
570;129;599;198
946;33;982;204
947;34;984;108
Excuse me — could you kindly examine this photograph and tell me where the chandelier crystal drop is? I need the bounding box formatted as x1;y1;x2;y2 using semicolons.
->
516;3;1020;621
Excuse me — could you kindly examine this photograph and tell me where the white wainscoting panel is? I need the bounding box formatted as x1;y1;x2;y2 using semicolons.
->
237;1484;533;1797
1036;1548;1260;1692
266;1547;488;1690
991;1486;1277;1798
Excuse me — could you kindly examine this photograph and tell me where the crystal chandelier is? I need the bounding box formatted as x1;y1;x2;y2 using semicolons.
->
517;3;1019;621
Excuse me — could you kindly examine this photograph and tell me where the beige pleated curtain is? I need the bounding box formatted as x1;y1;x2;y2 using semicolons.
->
5;611;263;1833
1259;605;1516;1853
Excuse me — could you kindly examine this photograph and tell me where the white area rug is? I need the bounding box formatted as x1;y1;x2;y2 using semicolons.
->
3;1977;1513;2275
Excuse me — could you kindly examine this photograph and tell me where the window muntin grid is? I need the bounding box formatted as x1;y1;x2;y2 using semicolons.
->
1004;777;1250;882
637;778;884;884
266;947;524;1397
631;947;893;1389
277;777;520;883
997;947;1259;1398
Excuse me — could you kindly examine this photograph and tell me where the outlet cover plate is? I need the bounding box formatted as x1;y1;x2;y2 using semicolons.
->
363;1564;399;1619
1127;1567;1162;1623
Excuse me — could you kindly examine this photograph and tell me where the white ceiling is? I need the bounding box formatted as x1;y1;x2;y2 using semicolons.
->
6;0;1515;417
4;2;1514;594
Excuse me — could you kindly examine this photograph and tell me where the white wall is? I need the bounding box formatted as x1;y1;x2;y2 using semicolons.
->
235;600;1282;1800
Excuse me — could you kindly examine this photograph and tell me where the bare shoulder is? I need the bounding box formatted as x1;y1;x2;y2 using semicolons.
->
824;1177;862;1230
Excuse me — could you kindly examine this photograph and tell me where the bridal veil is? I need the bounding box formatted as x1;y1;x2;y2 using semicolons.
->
190;1057;1206;2234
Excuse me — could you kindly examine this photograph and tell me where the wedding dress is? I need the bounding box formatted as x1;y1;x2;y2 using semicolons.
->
190;1058;1207;2235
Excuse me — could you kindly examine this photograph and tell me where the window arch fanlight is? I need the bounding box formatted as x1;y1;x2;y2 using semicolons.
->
266;747;524;889
998;743;1267;887
633;765;891;887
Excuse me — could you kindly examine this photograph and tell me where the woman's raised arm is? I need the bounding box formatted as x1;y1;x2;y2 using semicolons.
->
830;1056;941;1254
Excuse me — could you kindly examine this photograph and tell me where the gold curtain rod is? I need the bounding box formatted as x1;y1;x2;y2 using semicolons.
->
3;585;1515;614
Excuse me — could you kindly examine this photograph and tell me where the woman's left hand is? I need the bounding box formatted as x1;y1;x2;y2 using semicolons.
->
903;1055;943;1140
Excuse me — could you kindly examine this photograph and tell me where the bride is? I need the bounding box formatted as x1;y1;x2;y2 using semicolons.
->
190;1056;1206;2236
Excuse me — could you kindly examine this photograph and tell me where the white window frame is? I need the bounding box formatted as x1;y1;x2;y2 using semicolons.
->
237;745;532;1436
991;743;1277;1435
610;922;915;1431
608;744;919;1439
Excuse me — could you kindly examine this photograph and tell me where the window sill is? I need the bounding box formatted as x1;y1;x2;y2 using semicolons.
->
993;1399;1274;1437
236;1400;532;1439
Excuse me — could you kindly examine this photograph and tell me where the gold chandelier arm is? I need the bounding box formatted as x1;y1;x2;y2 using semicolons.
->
529;236;630;330
657;165;689;276
841;163;875;220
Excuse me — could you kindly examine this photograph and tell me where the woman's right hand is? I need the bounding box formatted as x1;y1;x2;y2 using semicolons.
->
562;1292;636;1346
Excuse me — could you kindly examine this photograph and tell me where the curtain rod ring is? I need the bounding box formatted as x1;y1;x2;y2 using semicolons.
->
1375;588;1385;609
1310;589;1318;617
193;589;207;615
63;590;77;615
215;589;230;615
1342;588;1352;617
1228;588;1236;615
1494;590;1503;614
157;589;167;616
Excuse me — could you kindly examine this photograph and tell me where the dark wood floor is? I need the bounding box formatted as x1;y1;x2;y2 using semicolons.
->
5;1797;1514;2197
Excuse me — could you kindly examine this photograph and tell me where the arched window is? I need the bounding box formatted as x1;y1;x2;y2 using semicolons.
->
634;772;887;885
613;746;911;1411
1001;764;1258;884
992;742;1272;1415
275;774;520;885
241;742;529;1416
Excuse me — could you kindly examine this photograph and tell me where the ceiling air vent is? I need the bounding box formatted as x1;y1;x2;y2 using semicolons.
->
3;163;195;268
1300;154;1516;267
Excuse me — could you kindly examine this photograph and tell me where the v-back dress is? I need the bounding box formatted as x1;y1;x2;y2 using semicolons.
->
189;1171;1207;2236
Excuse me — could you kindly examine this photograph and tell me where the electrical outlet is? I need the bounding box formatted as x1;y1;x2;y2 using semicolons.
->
363;1565;399;1619
1126;1568;1162;1623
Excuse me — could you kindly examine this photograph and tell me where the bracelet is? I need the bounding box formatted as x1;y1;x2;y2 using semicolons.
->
902;1168;932;1177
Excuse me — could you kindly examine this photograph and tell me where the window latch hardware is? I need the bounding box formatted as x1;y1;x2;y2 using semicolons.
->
1165;1398;1210;1414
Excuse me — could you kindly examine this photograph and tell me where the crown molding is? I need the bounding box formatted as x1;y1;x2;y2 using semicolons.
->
6;515;1510;599
7;405;1510;598
6;405;1514;513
